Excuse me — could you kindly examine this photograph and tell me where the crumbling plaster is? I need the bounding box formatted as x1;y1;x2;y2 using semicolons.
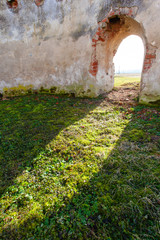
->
0;0;160;103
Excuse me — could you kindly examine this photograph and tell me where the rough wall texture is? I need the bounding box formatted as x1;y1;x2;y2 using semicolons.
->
0;0;160;103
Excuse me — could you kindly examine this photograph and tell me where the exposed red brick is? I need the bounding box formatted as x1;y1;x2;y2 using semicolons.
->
89;69;97;76
7;0;18;10
129;9;133;16
143;63;152;73
98;36;105;42
35;0;44;7
144;59;152;65
145;54;156;59
92;61;98;67
92;39;97;43
146;47;156;55
102;18;108;23
143;44;157;73
109;11;115;17
89;58;98;76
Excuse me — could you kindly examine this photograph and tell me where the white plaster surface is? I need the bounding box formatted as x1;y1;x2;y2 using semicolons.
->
0;0;159;102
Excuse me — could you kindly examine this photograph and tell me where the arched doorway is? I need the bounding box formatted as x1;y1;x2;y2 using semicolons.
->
89;7;157;102
113;35;145;91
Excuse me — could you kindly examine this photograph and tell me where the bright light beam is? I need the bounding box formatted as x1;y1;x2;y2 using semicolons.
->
113;35;144;74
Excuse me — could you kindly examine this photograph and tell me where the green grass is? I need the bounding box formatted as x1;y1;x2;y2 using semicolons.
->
114;76;140;87
0;92;160;240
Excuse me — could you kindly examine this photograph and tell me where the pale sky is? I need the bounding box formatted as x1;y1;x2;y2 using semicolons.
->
113;35;144;73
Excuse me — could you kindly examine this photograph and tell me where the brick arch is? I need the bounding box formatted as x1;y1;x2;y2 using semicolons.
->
89;7;156;96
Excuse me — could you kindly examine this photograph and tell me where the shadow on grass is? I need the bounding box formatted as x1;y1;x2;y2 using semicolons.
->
1;96;160;240
0;94;102;196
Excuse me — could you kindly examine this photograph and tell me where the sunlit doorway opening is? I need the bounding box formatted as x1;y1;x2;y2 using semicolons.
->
113;35;144;89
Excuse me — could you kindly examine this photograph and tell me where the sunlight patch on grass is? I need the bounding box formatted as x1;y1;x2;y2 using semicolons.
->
114;75;140;87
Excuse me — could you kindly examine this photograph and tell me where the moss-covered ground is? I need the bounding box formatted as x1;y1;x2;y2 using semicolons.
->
0;82;160;239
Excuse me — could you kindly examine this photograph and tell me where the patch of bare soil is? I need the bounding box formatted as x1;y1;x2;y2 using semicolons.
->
104;83;139;105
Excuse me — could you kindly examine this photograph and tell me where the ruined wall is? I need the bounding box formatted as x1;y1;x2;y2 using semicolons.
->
0;0;160;103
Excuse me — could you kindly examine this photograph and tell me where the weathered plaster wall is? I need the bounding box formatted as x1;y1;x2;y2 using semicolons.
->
0;0;160;103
